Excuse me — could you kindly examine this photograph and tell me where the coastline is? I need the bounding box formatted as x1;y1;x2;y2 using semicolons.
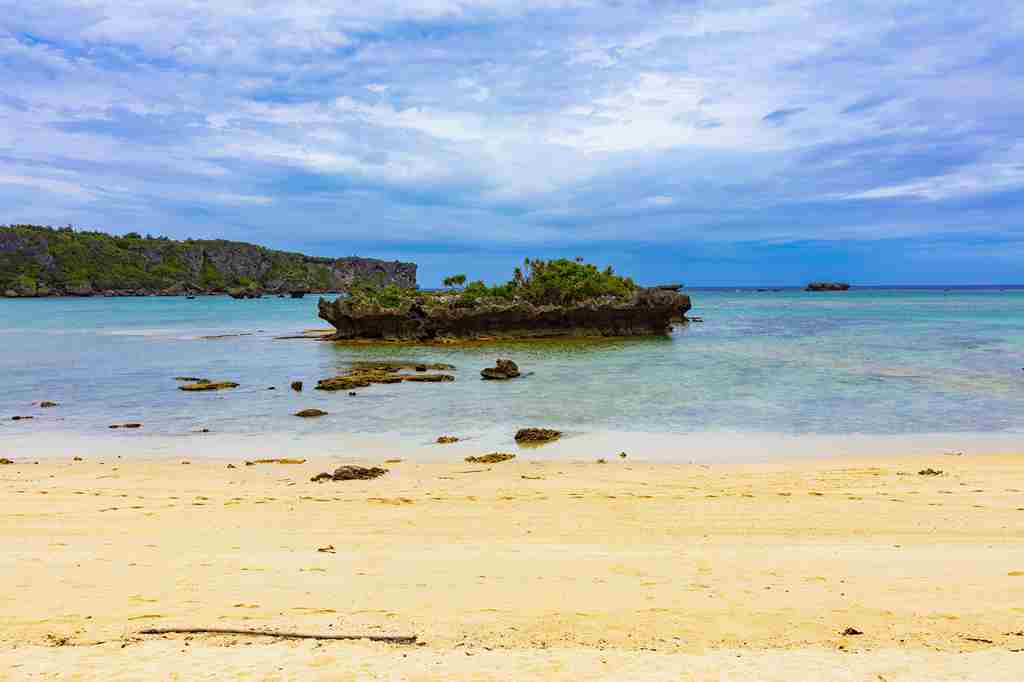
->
3;450;1023;679
2;428;1022;464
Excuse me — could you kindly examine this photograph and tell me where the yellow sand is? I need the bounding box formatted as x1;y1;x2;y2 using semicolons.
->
2;452;1023;680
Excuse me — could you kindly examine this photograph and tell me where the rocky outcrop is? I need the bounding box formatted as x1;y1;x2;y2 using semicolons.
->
805;281;851;291
481;359;521;380
515;428;561;443
1;225;416;297
318;287;692;341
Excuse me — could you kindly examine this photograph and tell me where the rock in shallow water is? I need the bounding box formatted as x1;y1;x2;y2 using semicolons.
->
481;359;521;380
515;428;561;444
295;409;328;418
178;381;239;392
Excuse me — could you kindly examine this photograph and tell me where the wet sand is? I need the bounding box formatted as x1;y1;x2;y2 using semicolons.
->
2;452;1024;680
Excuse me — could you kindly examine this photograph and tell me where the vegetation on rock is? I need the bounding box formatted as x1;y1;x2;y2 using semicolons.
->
341;258;637;312
1;224;416;296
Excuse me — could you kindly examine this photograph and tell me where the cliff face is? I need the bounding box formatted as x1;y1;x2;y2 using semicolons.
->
318;287;692;341
0;225;416;296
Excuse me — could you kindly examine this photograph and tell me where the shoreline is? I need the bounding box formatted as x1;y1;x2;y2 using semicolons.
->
3;451;1023;679
2;428;1021;464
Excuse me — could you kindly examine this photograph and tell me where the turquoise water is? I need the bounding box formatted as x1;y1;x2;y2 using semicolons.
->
2;290;1023;452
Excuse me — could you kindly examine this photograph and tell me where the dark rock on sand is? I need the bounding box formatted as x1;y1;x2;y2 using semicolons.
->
481;359;520;380
515;428;562;444
0;458;13;465
465;453;516;464
291;381;303;392
842;627;864;636
295;409;328;418
311;465;388;482
178;381;239;391
918;468;943;476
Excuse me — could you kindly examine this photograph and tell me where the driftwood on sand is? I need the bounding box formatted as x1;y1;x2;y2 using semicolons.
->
137;627;417;644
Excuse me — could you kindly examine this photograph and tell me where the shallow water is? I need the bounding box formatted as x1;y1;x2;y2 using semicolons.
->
2;289;1023;459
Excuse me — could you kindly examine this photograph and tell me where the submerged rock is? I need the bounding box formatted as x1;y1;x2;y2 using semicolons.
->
481;359;520;380
316;362;457;391
11;415;33;421
178;381;239;391
465;453;516;464
109;423;142;429
39;401;58;408
515;428;561;444
291;381;303;392
436;435;460;444
311;465;388;482
295;408;328;418
403;373;454;382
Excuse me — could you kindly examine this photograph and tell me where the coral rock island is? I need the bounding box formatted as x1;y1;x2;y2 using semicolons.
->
318;258;692;341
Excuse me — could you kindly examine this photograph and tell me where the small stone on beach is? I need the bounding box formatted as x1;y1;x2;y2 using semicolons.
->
465;453;515;464
311;465;388;482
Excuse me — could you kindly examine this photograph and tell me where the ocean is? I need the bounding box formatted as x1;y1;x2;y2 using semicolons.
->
2;288;1023;461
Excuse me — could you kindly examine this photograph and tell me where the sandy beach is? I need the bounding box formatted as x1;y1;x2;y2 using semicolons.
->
2;450;1023;680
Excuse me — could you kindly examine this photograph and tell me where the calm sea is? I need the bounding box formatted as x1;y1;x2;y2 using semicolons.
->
2;288;1023;460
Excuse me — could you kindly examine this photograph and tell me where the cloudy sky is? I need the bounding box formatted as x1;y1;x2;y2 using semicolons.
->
2;1;1023;286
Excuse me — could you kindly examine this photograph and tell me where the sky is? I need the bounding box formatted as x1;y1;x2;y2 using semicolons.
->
1;1;1023;286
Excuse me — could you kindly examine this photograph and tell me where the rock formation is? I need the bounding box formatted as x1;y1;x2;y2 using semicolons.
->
481;359;521;380
318;287;692;341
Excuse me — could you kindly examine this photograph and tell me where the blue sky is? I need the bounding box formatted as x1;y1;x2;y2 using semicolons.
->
1;1;1023;286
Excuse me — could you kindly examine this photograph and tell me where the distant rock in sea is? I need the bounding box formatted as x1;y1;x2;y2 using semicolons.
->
805;281;851;292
